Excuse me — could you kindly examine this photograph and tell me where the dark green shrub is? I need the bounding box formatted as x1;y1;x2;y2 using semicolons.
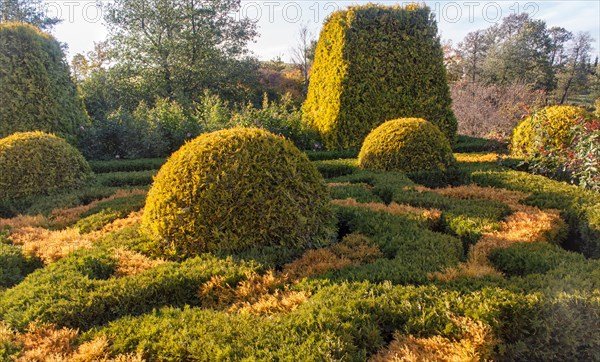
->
313;159;357;178
89;158;166;173
358;118;455;172
0;132;92;200
143;128;335;257
95;170;156;187
0;23;88;141
303;4;456;150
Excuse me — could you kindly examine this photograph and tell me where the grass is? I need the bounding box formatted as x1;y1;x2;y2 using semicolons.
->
0;149;599;361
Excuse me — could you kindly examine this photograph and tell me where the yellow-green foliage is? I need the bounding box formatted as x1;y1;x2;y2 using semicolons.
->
511;105;589;158
0;23;89;141
142;127;334;256
303;4;456;150
0;132;92;199
358;118;455;172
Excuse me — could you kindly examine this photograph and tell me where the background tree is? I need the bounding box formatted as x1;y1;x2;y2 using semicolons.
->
291;24;317;96
0;0;60;29
480;14;554;91
555;32;594;104
458;30;489;83
103;0;258;106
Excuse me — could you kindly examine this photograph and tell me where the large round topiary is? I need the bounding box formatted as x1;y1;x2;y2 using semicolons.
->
142;127;334;256
0;22;89;140
511;105;589;158
358;118;455;172
303;4;457;150
0;132;92;199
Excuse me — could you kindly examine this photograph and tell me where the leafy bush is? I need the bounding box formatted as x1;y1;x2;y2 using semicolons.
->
510;105;588;158
358;118;455;172
564;118;600;190
232;94;320;150
75;193;146;233
79;98;200;160
0;132;92;200
143;128;335;257
303;4;456;150
0;23;89;141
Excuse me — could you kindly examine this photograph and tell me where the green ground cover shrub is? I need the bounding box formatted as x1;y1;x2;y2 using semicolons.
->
0;242;42;289
453;135;507;153
85;282;599;361
0;247;260;330
358;118;455;172
303;4;456;150
489;242;587;277
143;128;335;257
472;169;600;258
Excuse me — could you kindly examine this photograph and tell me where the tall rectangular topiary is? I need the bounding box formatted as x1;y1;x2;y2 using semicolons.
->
303;4;457;150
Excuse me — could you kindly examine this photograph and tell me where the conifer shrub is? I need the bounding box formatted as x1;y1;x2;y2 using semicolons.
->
0;132;92;199
358;118;455;172
510;105;589;158
0;23;89;141
303;4;457;150
142;128;334;256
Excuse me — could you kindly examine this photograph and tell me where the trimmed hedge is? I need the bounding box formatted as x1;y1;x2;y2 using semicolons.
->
0;23;88;141
358;118;455;172
303;4;456;150
143;128;335;257
0;132;92;200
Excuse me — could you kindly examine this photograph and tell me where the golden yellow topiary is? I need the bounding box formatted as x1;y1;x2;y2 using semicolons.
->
0;132;91;199
142;127;334;256
510;105;589;158
358;118;455;172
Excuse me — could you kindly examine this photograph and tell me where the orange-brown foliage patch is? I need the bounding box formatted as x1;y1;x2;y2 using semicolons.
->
425;185;529;211
331;199;441;227
283;233;382;280
327;182;373;190
49;189;147;229
199;271;284;310
9;227;93;264
0;214;48;230
455;153;499;163
370;316;495;362
232;290;310;315
432;207;566;281
112;248;165;278
1;322;145;362
8;211;144;264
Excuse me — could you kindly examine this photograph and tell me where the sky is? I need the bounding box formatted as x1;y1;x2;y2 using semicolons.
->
46;0;600;63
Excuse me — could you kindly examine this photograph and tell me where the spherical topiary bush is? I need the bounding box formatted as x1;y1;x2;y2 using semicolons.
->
0;132;92;199
142;127;335;256
510;105;589;158
358;118;455;172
